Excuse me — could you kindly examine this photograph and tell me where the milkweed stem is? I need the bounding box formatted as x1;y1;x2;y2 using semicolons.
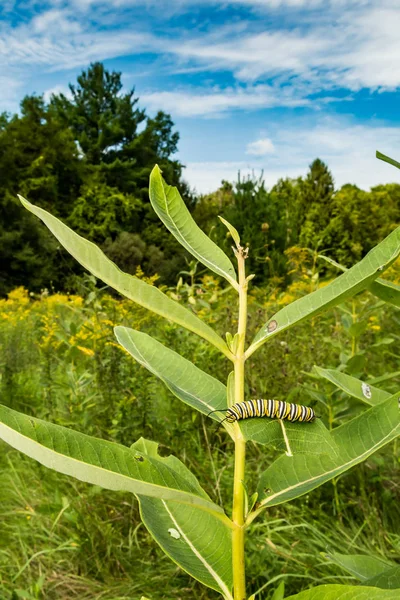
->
231;246;248;600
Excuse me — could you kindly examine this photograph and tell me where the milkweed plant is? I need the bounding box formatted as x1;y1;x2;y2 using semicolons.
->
1;151;400;600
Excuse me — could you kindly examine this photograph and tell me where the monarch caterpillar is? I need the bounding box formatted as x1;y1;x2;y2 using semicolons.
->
209;399;316;424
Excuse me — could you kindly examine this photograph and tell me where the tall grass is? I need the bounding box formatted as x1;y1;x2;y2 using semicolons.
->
1;256;399;599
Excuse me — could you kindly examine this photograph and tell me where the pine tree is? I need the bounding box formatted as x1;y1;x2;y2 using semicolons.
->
298;158;335;249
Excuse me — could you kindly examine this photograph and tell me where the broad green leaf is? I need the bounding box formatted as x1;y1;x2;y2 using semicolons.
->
0;404;227;520
115;327;327;449
376;150;400;170
257;394;400;507
149;166;238;288
285;583;400;600
138;498;233;598
240;417;335;455
319;254;400;308
365;567;400;589
19;196;231;358
313;366;391;406
129;440;233;598
326;552;393;581
114;327;228;420
247;226;400;357
131;438;210;497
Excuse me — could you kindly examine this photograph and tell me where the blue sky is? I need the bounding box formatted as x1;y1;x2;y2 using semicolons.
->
1;0;400;193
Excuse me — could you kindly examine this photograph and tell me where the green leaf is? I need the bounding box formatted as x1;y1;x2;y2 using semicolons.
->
369;279;400;308
285;584;400;599
219;216;241;247
326;551;393;581
313;366;391;406
227;371;235;407
368;371;400;385
129;440;233;598
365;567;400;589
149;166;238;288
319;254;400;309
258;394;400;507
240;417;334;454
0;404;227;520
247;226;400;356
271;580;285;600
19;196;230;358
115;328;326;450
376;150;400;170
116;328;319;449
138;498;233;597
114;327;228;419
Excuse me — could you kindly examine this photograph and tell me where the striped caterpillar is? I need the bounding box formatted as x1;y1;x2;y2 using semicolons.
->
210;399;316;424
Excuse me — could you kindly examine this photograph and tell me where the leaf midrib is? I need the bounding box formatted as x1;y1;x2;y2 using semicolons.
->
260;421;400;507
0;418;225;518
162;183;236;286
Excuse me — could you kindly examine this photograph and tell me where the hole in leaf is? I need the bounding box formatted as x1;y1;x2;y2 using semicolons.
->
168;528;181;539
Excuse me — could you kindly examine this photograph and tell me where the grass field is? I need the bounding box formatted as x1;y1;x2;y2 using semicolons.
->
1;261;399;599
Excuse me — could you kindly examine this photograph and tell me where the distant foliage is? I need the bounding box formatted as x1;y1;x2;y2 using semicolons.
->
1;67;399;296
0;63;187;295
194;159;400;288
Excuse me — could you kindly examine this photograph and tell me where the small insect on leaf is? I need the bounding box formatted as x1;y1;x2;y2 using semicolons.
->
362;383;372;400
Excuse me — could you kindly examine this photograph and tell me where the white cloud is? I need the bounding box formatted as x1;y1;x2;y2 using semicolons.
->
32;9;82;35
1;0;399;109
246;137;275;156
160;2;400;91
43;84;72;102
170;29;330;82
183;119;400;193
0;25;152;71
141;84;310;117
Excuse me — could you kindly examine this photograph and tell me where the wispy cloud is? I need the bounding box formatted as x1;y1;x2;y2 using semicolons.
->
32;9;82;34
0;26;151;71
2;0;400;111
160;2;400;91
141;84;311;117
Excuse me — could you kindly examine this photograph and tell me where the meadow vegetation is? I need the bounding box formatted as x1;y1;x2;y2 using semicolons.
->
1;61;400;600
1;253;399;599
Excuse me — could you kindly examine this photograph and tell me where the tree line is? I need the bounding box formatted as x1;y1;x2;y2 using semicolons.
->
1;62;399;296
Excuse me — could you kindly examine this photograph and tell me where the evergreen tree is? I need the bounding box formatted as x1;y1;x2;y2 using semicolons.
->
0;63;188;294
299;158;335;249
51;63;183;199
0;98;82;295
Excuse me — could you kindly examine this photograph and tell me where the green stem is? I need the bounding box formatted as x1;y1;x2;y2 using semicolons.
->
232;247;248;600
